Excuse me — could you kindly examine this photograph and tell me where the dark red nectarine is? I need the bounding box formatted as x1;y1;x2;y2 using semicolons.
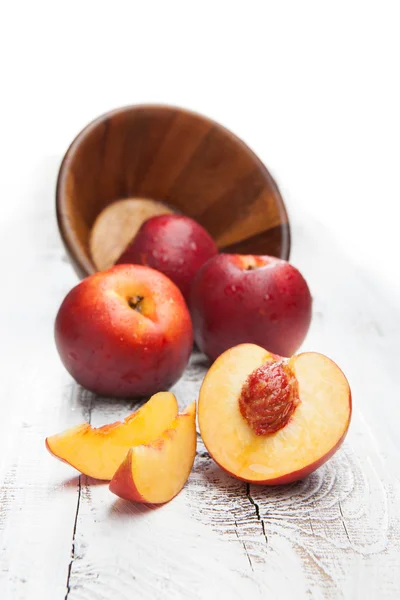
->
90;198;175;271
116;214;218;303
190;254;312;360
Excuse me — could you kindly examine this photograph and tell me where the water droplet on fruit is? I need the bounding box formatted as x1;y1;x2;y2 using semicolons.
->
264;293;273;301
224;284;236;296
190;242;197;251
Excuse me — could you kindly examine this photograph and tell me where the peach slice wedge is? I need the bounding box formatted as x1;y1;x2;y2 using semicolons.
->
46;391;178;480
109;402;196;504
199;344;351;485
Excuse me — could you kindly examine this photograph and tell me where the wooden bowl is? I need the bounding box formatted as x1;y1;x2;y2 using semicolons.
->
56;105;290;278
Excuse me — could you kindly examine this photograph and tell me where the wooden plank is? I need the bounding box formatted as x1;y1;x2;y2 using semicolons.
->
0;206;85;600
1;201;399;598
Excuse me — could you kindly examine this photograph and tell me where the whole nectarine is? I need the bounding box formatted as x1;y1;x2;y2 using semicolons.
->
116;214;218;303
90;198;175;271
55;264;193;397
190;254;312;360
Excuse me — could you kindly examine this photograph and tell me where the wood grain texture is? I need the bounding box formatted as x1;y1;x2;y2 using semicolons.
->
1;174;400;599
56;105;290;278
0;205;86;600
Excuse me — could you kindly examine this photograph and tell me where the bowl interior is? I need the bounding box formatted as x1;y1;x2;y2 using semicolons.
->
56;105;290;277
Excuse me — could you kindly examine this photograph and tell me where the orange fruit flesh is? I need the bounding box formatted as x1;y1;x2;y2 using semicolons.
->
199;344;351;483
110;402;196;504
46;391;178;480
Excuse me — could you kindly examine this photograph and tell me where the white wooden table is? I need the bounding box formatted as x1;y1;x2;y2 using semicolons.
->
1;3;400;597
1;187;399;599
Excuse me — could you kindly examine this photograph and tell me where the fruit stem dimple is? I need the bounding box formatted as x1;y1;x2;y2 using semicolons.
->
127;295;145;312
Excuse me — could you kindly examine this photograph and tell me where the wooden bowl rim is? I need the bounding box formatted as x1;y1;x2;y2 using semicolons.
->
56;103;291;277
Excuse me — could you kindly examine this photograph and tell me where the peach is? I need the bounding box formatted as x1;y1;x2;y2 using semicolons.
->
46;392;178;480
116;214;218;303
190;254;312;360
110;402;196;503
55;264;193;397
198;344;351;484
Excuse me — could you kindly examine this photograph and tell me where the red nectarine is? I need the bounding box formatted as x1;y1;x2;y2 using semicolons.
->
190;254;312;360
90;198;175;271
55;264;193;397
116;214;218;303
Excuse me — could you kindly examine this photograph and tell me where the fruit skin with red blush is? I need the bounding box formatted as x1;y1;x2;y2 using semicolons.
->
190;254;312;360
116;214;218;304
109;402;197;504
55;264;193;398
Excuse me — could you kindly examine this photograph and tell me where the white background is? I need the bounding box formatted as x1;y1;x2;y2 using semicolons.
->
1;0;399;295
1;4;400;598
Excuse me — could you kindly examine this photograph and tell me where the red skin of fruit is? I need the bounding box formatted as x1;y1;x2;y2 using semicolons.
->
55;264;193;397
109;449;145;502
116;215;218;304
190;254;312;360
109;448;189;504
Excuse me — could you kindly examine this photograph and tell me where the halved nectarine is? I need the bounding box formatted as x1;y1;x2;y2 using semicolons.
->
46;391;178;480
109;402;196;503
198;344;351;484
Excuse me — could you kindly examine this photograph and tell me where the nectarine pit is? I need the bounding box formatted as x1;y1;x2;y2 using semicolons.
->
239;361;300;435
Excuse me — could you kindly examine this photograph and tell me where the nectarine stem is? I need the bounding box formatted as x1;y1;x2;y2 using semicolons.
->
127;295;144;312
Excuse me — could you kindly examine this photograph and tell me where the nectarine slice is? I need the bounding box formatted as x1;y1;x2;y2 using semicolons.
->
46;392;178;480
109;402;196;503
199;344;351;484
